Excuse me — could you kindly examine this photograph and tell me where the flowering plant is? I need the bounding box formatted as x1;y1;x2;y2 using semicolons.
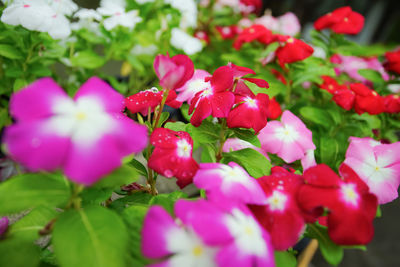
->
0;1;399;267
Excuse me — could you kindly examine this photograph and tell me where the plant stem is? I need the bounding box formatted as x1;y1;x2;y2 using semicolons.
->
66;183;84;210
216;119;227;162
152;89;170;129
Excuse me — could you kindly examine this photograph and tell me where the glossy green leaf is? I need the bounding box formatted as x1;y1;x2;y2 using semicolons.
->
358;69;384;84
0;173;70;215
201;144;217;163
70;50;105;69
53;206;128;267
232;128;261;147
164;121;187;132
319;137;339;166
300;106;333;129
128;158;148;178
94;164;138;189
0;44;24;59
0;238;40;267
221;148;271;178
274;251;297;267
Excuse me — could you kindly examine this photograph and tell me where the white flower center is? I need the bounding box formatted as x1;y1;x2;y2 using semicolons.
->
340;183;359;207
245;97;258;108
200;88;213;98
176;139;192;158
266;190;287;211
222;27;231;35
275;124;299;143
225;209;267;256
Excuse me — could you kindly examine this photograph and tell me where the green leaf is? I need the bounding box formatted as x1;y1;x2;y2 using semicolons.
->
352;113;381;129
70;50;105;69
109;192;152;213
0;238;40;267
186;120;220;149
0;44;24;59
201;144;217;163
53;206;128;267
159;111;170;126
300;106;333;129
274;251;297;267
221;148;271;178
94;164;138;189
81;187;114;206
306;224;343;266
128;158;148;178
319;137;339;166
232;128;261;147
358;69;384;84
180;103;193;122
149;192;188;214
13;78;29;92
0;173;71;215
292;58;335;87
164;121;187;132
9;206;57;240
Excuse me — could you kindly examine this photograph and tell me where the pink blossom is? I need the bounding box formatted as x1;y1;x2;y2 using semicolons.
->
194;162;267;205
223;138;269;159
258;110;315;163
344;137;400;204
3;77;148;185
176;69;211;104
277;12;301;36
254;15;279;32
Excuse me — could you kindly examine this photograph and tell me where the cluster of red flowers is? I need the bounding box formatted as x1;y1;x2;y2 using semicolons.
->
250;164;377;250
320;76;400;114
384;49;400;75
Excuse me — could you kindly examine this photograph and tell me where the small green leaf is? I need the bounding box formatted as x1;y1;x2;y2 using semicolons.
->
358;69;384;84
149;192;188;214
319;137;339;166
221;148;271;178
0;44;24;59
232;128;261;147
201;144;217;163
0;173;71;215
0;238;40;267
274;251;297;267
159;111;170;126
300;106;333;129
128;158;148;178
53;206;128;267
164;121;187;132
70;50;105;69
94;164;138;189
306;224;343;266
13;78;28;92
186;120;220;149
109;192;152;213
81;187;114;206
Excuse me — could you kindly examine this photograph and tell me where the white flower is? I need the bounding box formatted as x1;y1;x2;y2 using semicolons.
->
135;0;155;4
71;8;102;34
74;8;102;21
130;44;158;55
165;0;198;28
1;0;71;39
97;0;142;30
46;0;78;16
170;28;202;55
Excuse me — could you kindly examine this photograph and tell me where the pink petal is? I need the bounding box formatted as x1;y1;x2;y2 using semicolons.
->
4;120;70;172
74;77;125;113
259;121;284;154
278;140;305;163
10;77;69;121
154;54;177;79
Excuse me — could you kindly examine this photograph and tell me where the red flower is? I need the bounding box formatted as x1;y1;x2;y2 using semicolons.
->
383;95;400;113
384;49;400;75
350;83;384;115
319;76;347;94
314;6;364;35
332;88;355;111
267;97;282;119
227;93;269;134
148;128;199;188
275;36;314;66
189;66;234;126
233;24;274;50
240;0;263;15
154;54;194;90
298;164;377;245
125;88;181;116
228;62;269;96
194;30;210;44
216;25;239;40
271;69;287;85
249;167;306;250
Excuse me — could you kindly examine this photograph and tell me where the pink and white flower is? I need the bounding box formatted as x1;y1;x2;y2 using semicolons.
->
97;0;142;31
258;110;315;163
194;162;267;205
176;69;211;104
3;77;148;185
344;137;400;204
223;138;268;159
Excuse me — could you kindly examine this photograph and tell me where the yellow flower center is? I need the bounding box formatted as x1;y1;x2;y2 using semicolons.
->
192;245;203;257
76;112;87;120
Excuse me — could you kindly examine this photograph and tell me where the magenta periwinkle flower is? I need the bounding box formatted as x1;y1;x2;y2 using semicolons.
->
142;199;275;267
3;77;148;185
344;137;400;204
0;217;9;237
258;110;315;163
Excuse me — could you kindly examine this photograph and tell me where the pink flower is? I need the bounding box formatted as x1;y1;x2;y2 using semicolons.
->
344;137;400;204
277;12;301;36
0;217;8;237
194;162;267;205
227;93;269;134
189;66;234;126
154;53;195;90
258;110;315;163
148;128;199;188
298;164;377;245
4;77;148;185
301;149;317;171
254;15;279;32
249;167;306;250
176;69;211;104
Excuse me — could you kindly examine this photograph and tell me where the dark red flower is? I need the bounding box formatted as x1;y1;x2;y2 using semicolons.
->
267;97;282;119
227;93;269;134
384;49;400;75
240;0;263;15
154;54;194;90
227;62;269;96
350;83;384;115
125;88;181;116
319;76;347;94
298;164;378;245
148;128;199;188
271;69;287;85
383;95;400;113
332;88;355;111
275;36;314;66
233;24;274;50
314;6;364;35
249;167;306;250
216;25;239;40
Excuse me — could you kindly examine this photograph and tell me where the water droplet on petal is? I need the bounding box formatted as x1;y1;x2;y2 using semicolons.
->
164;170;173;177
